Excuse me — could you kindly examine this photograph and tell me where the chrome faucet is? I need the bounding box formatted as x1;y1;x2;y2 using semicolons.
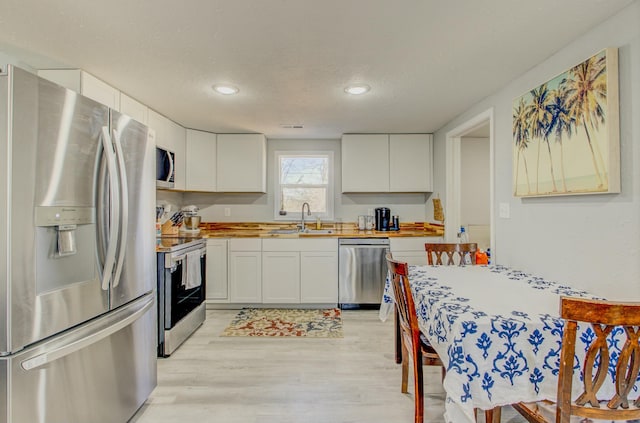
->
300;202;311;231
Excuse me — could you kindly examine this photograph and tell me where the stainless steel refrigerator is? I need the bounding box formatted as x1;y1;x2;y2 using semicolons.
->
0;65;157;423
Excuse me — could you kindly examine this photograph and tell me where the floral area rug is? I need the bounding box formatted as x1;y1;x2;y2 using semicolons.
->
221;308;343;337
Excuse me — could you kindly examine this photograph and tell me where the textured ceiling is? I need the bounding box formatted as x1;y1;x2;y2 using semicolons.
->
0;0;633;138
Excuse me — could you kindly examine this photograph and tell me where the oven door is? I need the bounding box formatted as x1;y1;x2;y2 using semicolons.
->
163;245;206;329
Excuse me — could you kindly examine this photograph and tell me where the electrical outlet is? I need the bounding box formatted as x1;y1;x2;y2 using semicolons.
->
224;207;231;217
499;203;510;219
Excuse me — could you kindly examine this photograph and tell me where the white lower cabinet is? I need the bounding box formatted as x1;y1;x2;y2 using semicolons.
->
206;239;228;302
262;252;300;303
300;251;338;303
389;237;443;265
228;239;262;303
261;238;338;305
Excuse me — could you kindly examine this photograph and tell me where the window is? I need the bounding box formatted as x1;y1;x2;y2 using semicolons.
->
275;151;333;220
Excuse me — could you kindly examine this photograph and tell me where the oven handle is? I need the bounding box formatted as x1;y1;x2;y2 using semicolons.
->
165;246;207;269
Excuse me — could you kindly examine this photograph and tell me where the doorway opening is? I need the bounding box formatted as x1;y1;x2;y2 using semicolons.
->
445;108;495;258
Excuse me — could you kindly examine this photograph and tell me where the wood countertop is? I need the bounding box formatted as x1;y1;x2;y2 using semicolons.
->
189;221;444;239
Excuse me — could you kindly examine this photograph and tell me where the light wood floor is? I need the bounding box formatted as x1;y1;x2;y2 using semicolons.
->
130;309;526;423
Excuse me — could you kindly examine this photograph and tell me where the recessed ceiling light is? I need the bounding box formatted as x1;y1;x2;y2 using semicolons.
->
212;84;239;95
344;84;371;95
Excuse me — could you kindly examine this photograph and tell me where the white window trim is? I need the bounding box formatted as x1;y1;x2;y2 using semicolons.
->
274;150;334;221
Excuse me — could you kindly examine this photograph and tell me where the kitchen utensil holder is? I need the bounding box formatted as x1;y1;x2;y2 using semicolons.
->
161;220;180;235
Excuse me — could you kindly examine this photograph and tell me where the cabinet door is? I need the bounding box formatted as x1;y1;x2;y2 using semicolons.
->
389;134;433;192
81;72;120;111
169;120;186;191
148;110;171;149
262;252;300;303
341;134;389;192
390;236;441;265
390;251;428;266
300;251;338;303
120;93;148;125
229;251;262;303
148;110;186;191
186;129;216;192
37;69;82;91
37;69;120;111
216;134;266;192
206;240;228;301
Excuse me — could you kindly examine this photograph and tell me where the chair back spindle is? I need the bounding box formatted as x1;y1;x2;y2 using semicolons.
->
424;243;478;266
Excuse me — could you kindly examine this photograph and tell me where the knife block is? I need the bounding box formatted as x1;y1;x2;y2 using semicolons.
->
161;220;180;235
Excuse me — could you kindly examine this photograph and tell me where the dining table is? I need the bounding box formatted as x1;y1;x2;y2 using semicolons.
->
380;264;636;423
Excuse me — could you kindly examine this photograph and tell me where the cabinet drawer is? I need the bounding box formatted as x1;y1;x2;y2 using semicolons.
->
299;238;337;251
389;237;442;252
229;238;262;251
262;238;301;251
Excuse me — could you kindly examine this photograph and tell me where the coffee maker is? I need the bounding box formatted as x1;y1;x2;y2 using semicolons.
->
375;207;391;231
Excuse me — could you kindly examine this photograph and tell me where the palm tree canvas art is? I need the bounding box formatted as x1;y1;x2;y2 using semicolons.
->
512;47;620;197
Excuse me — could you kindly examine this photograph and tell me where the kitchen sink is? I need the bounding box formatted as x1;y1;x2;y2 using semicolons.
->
268;229;300;234
300;229;334;234
268;228;334;235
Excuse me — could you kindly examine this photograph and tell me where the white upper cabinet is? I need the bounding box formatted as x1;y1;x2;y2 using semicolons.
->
389;134;433;192
341;133;433;193
81;72;120;111
148;109;186;190
169;119;186;191
186;129;216;192
216;134;267;193
38;69;82;91
148;110;170;148
119;93;148;125
38;69;120;111
341;134;389;192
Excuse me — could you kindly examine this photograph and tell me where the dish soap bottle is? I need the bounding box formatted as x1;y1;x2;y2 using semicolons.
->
459;226;469;243
316;217;322;230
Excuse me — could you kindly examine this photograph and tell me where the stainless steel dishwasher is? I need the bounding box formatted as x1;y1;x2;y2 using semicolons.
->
338;238;390;308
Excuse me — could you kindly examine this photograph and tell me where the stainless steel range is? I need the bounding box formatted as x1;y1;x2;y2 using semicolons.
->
156;237;207;357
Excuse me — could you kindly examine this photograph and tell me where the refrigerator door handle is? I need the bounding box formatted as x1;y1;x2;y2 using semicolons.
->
20;294;154;371
100;125;121;291
111;128;129;288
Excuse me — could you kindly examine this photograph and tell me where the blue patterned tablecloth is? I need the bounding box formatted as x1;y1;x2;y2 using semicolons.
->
381;264;635;423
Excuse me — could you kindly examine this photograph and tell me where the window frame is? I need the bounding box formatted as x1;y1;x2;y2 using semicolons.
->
274;150;334;221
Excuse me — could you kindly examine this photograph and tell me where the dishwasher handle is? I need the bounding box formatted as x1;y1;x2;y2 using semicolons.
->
339;238;389;246
339;244;390;249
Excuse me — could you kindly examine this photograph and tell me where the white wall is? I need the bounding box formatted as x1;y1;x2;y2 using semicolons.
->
184;138;432;224
433;1;640;299
0;52;37;73
460;137;490;226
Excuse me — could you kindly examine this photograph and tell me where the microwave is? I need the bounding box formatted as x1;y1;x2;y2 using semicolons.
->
156;146;175;189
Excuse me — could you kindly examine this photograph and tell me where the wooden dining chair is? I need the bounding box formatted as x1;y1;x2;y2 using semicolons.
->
386;252;443;423
424;242;478;266
512;297;640;423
